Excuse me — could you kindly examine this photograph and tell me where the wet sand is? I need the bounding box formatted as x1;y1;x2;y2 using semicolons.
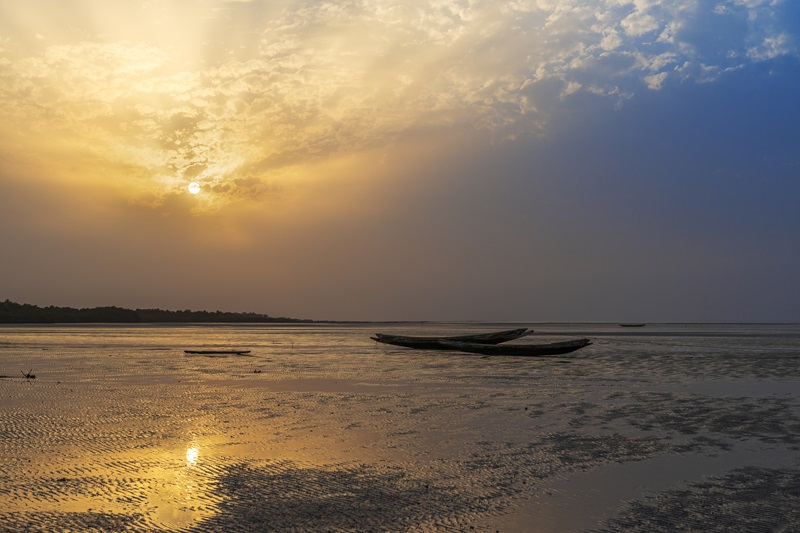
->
0;325;798;531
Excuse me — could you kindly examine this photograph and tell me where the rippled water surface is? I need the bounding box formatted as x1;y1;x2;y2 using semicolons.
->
1;323;798;532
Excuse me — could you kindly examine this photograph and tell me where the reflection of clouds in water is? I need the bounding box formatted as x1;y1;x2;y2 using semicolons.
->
189;460;476;532
601;466;800;533
1;325;799;531
0;460;473;531
0;510;148;531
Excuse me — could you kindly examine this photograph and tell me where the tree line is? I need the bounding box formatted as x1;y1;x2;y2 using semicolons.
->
0;300;311;324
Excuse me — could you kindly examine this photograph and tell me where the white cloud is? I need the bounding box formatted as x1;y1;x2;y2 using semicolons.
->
561;80;583;97
621;11;660;36
644;71;668;89
600;31;624;50
748;33;791;59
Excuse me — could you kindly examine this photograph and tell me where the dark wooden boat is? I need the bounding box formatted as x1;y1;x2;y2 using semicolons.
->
436;338;592;356
184;349;251;355
371;328;532;350
620;323;646;327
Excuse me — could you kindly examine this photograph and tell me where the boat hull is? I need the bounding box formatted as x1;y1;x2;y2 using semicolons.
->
371;328;532;350
437;338;592;356
184;350;251;355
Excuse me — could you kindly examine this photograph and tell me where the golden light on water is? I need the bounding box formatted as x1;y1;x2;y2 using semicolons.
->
145;443;210;528
185;445;199;465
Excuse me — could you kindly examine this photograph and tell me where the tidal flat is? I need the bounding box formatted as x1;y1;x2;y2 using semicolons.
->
1;323;798;532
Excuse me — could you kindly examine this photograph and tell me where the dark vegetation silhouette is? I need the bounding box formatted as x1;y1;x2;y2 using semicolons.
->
0;300;311;324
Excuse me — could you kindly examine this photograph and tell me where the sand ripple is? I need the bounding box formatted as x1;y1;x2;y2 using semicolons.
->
1;324;798;531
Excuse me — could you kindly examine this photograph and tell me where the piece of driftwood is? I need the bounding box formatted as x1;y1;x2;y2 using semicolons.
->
0;369;36;379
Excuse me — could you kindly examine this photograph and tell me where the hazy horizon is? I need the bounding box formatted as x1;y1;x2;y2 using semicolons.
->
3;300;800;326
2;1;799;322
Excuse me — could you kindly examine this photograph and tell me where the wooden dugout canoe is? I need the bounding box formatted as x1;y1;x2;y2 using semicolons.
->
184;349;252;355
371;328;533;350
435;338;592;356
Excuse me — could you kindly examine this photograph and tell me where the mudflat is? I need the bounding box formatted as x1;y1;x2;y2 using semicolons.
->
1;324;798;531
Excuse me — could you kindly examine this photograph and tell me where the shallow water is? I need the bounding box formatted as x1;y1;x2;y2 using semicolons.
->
1;323;798;532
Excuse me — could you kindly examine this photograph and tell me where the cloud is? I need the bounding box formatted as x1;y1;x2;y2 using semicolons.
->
748;32;791;59
0;0;796;212
644;71;668;89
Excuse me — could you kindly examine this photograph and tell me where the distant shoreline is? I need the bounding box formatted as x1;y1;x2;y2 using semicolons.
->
2;302;796;325
0;300;313;324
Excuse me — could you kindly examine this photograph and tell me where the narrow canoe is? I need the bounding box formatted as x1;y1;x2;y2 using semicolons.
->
436;338;592;356
371;328;532;350
184;350;252;355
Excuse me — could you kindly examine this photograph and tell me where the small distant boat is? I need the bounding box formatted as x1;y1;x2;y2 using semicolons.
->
437;338;592;357
371;328;532;350
619;323;646;327
184;349;252;355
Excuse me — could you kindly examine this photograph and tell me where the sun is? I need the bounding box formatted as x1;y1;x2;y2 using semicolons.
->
188;182;201;194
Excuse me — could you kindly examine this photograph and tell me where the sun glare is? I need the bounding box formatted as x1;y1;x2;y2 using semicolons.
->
188;182;201;195
186;445;199;465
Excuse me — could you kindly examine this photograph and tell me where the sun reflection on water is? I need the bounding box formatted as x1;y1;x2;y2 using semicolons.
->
186;445;199;465
143;441;218;529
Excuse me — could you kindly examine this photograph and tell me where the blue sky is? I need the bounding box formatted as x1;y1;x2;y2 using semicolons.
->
1;0;798;321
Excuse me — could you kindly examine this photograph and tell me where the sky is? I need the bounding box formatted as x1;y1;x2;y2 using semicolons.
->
1;0;799;322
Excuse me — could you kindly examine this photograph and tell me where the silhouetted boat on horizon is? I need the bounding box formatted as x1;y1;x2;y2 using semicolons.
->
184;349;251;355
371;328;532;350
436;338;592;356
